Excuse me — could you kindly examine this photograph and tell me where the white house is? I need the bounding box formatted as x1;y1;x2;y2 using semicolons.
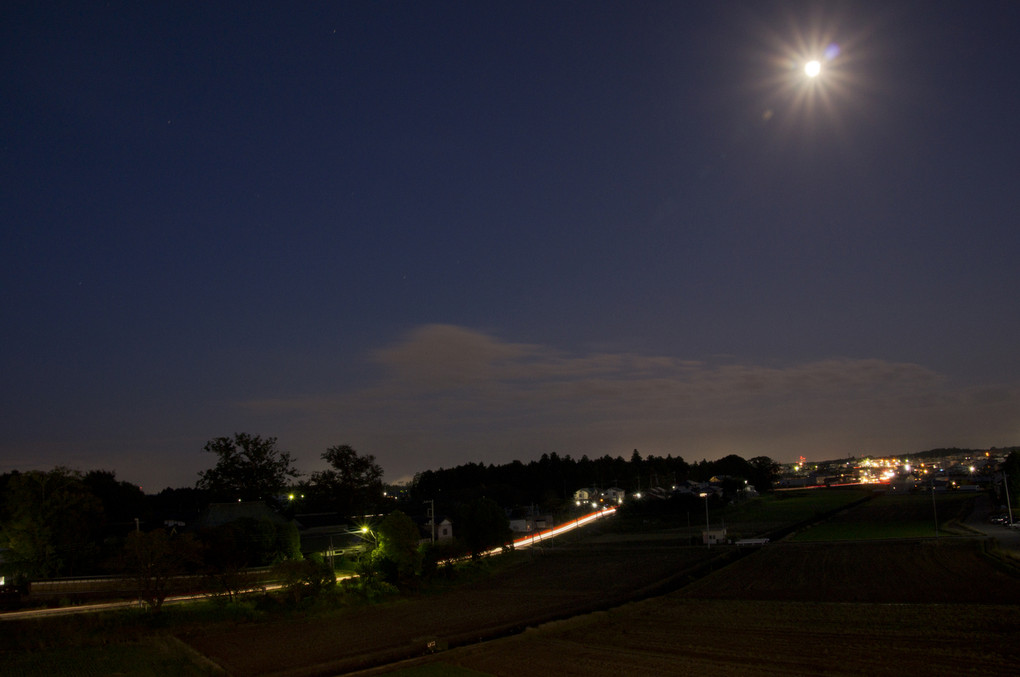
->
436;518;453;542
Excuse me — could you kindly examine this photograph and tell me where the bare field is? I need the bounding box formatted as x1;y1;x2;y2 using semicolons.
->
181;493;1020;676
682;539;1020;603
407;598;1020;677
180;542;717;676
384;539;1020;677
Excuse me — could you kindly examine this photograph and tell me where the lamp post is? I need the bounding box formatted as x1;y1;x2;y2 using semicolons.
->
699;492;710;548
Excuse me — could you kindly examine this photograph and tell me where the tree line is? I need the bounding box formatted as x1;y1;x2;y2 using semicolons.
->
401;450;783;517
0;433;507;606
4;431;1018;611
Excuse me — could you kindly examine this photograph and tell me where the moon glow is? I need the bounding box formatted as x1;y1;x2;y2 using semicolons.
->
805;60;821;77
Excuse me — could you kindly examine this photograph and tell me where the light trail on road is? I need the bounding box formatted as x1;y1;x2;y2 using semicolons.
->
508;507;617;552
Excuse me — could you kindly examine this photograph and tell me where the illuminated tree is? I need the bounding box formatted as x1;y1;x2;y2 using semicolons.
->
0;467;103;579
370;509;422;586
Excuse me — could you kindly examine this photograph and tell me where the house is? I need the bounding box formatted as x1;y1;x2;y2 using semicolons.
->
573;487;625;507
420;515;454;544
603;487;625;504
294;513;368;560
573;488;596;503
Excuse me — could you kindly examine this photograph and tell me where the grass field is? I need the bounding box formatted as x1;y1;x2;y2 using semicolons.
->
722;487;872;536
790;490;973;541
608;486;873;542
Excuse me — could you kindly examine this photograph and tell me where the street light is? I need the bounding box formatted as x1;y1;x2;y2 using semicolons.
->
699;492;710;548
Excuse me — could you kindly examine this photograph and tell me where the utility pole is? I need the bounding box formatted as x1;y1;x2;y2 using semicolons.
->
1004;472;1014;525
425;499;435;543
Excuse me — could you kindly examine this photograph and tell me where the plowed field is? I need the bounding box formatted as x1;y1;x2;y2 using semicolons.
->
181;538;1020;676
180;540;719;676
384;540;1020;677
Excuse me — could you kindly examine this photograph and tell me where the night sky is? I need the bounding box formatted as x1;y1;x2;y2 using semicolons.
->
3;1;1018;491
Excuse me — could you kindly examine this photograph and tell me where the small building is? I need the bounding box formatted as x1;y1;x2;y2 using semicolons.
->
702;527;727;546
436;518;453;542
509;518;533;533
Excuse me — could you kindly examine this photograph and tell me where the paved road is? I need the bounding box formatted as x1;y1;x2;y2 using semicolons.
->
960;491;1020;550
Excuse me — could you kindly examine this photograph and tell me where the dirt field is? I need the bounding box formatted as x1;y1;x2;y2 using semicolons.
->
177;489;1020;677
377;539;1020;677
178;534;1020;676
180;540;719;676
400;598;1020;677
682;539;1020;603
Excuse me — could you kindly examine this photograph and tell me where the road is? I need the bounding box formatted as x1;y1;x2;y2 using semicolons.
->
960;490;1020;550
0;508;618;622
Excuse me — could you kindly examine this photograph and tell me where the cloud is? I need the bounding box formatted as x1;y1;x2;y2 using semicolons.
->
235;324;1020;478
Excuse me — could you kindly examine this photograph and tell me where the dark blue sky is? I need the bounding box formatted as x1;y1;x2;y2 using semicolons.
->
3;1;1018;491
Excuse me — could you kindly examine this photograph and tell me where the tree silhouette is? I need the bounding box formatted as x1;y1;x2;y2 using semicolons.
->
197;433;299;504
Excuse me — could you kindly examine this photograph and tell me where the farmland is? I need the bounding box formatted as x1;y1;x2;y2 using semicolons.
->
4;488;1019;676
788;489;974;541
397;597;1020;677
382;539;1020;677
371;491;1020;676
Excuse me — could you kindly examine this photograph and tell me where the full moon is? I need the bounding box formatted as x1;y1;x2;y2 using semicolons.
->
805;60;821;77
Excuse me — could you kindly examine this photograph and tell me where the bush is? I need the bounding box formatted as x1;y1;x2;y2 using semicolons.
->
272;555;335;606
339;574;398;602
